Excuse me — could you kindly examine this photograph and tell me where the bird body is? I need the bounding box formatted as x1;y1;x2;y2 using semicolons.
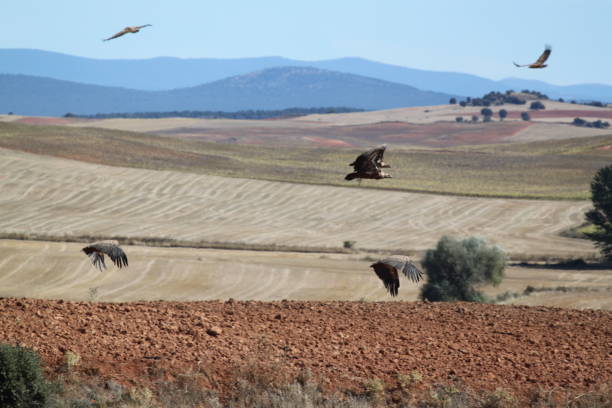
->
345;145;392;180
103;24;152;41
513;45;551;69
370;255;422;296
82;242;128;271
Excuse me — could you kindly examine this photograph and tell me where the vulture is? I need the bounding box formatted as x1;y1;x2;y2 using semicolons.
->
82;242;128;271
513;45;551;68
370;255;423;296
345;144;392;181
103;24;152;41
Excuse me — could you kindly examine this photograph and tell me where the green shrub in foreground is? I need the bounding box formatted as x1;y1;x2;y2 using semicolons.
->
0;343;53;408
420;236;506;302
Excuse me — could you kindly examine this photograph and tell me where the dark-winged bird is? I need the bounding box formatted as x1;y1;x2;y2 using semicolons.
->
370;255;423;296
82;242;128;271
103;25;152;41
513;45;551;68
345;144;392;181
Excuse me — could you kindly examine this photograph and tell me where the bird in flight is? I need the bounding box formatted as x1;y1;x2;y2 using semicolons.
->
370;255;423;296
103;25;152;41
345;144;392;181
82;242;129;271
513;45;551;69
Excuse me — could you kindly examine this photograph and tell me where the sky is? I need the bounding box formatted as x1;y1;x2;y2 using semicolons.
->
1;0;611;86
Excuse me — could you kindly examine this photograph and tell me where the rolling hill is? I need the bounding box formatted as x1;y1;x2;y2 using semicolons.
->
0;68;455;116
2;48;612;101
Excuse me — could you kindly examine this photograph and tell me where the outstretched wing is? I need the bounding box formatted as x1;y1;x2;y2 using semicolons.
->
371;262;400;296
103;28;130;41
513;61;528;67
534;45;551;65
136;24;152;30
351;145;386;172
379;255;423;283
82;243;128;270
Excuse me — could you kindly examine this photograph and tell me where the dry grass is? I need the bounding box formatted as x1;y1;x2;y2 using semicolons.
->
0;121;610;199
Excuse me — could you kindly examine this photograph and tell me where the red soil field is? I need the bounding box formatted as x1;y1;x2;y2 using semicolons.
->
1;297;609;399
505;109;612;120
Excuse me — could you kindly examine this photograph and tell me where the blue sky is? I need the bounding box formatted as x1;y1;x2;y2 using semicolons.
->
2;0;611;85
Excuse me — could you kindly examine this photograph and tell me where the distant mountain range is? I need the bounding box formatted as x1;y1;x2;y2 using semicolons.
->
0;67;455;116
2;49;611;102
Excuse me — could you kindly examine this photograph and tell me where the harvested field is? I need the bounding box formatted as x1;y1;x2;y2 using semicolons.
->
1;239;611;309
0;148;598;256
0;297;609;400
0;122;610;199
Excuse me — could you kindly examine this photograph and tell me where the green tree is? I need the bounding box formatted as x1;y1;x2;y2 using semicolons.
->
585;165;612;260
498;109;507;120
0;344;54;407
420;236;506;302
521;112;530;121
449;97;457;104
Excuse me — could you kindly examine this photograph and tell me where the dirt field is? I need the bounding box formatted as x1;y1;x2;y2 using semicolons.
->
0;147;597;257
0;297;609;400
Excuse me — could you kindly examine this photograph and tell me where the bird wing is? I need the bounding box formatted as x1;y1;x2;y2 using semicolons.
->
103;28;130;41
513;61;528;67
82;243;128;269
379;255;423;283
371;262;400;296
136;24;152;29
370;144;387;166
534;45;551;65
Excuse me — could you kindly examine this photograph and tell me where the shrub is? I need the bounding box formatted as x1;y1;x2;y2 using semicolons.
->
0;344;54;408
480;108;493;117
573;117;587;126
521;112;530;121
343;240;356;249
420;236;506;302
529;101;546;110
498;109;507;120
449;97;457;104
455;117;464;123
471;115;479;123
459;101;467;107
585;164;612;260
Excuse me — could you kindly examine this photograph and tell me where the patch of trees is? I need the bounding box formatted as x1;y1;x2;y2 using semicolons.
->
457;90;529;107
573;118;610;128
68;107;366;120
529;101;546;110
420;236;506;302
520;89;549;99
585;165;612;260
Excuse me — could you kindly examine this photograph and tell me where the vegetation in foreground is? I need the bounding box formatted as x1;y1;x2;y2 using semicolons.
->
1;343;609;408
585;164;612;260
0;122;610;199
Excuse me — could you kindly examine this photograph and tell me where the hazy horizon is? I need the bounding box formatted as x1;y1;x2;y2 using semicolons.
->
2;0;611;86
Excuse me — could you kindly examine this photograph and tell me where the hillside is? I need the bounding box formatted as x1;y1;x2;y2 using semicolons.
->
2;49;612;101
0;68;455;116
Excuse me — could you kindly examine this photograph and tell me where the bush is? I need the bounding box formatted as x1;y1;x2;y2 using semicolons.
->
449;97;457;104
585;165;612;260
498;109;507;120
480;108;493;117
420;236;506;302
455;117;464;123
0;344;54;407
459;101;467;107
529;101;546;110
521;112;530;121
471;115;479;123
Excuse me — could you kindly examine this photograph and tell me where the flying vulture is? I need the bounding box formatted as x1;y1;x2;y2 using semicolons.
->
103;25;152;41
345;144;392;181
513;45;551;69
370;255;423;296
82;242;128;271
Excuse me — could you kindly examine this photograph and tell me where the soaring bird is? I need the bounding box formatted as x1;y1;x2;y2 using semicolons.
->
103;24;152;41
513;45;551;69
370;255;423;296
82;242;128;271
345;144;392;181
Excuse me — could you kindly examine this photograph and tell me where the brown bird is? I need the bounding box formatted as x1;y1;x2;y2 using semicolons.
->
513;45;551;68
345;144;392;181
82;242;128;271
103;24;152;41
370;255;423;296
